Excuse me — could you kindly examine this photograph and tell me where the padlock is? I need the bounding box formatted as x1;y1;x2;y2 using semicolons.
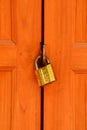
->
35;56;56;86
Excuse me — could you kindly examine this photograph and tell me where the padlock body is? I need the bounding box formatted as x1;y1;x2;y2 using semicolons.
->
35;64;55;86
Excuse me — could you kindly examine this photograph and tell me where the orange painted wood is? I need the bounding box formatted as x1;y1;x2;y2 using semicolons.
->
0;40;16;67
0;0;41;130
12;0;41;130
0;71;12;130
44;0;87;130
0;0;11;39
75;74;86;130
0;0;87;130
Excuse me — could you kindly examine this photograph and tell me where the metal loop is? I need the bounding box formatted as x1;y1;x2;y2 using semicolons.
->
35;55;50;70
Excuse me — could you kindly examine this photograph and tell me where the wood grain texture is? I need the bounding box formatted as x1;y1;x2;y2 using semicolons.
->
75;74;86;130
0;0;87;129
0;0;17;128
0;0;41;129
44;0;87;130
44;0;75;129
0;0;11;39
75;0;87;42
0;71;12;130
0;40;16;67
71;72;87;130
12;0;41;130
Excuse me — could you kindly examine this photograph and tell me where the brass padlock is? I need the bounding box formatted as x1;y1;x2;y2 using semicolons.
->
35;56;55;86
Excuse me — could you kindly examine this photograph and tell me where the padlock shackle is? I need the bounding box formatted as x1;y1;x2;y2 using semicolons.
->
35;56;41;69
35;55;50;70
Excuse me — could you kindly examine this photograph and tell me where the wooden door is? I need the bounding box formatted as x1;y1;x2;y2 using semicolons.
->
0;0;87;130
44;0;87;130
0;0;41;130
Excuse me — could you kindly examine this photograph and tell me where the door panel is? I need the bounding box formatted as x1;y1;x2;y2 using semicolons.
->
45;0;87;130
0;0;11;39
71;73;87;130
75;0;87;42
0;0;41;130
0;71;12;130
